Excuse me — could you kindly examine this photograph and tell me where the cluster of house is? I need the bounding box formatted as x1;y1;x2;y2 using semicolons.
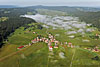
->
67;42;75;48
31;33;59;51
17;32;59;51
17;31;76;50
84;46;100;52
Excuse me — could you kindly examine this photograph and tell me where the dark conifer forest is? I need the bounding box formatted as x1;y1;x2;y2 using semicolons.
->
0;8;36;47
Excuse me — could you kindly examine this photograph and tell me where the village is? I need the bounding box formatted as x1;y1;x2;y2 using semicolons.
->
17;31;100;55
17;31;59;51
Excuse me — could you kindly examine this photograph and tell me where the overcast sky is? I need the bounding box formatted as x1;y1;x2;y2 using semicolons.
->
0;0;100;7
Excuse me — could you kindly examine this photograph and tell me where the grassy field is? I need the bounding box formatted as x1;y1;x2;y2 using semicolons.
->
0;22;100;67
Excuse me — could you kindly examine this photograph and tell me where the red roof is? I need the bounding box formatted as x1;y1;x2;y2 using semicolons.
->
68;42;72;45
18;46;24;49
49;46;53;48
32;38;37;42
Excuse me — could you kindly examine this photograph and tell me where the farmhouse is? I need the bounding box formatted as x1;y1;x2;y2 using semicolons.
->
33;32;36;34
49;46;53;51
68;42;72;47
17;46;24;49
45;39;49;43
54;45;58;48
31;38;37;43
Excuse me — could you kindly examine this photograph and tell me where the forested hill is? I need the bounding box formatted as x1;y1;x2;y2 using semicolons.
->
0;8;37;47
0;5;17;8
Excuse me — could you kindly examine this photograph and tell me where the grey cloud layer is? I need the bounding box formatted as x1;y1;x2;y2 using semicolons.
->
0;0;100;6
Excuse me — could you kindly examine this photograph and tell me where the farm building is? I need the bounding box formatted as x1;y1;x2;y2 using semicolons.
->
17;46;24;49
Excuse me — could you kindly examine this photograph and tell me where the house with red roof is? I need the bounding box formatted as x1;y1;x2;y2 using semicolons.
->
49;46;53;51
17;46;24;49
31;38;37;43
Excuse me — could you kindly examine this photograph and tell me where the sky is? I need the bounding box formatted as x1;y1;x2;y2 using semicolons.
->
0;0;100;7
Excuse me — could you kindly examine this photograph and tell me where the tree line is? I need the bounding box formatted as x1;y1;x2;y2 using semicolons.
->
0;8;37;47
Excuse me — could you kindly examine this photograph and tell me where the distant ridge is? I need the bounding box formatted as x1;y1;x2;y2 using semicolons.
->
0;5;18;8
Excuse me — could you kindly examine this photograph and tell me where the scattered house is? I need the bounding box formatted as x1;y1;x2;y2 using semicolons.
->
68;42;72;47
45;39;49;43
36;37;40;42
31;38;37;43
48;41;51;46
33;32;36;34
84;48;92;51
42;37;46;42
49;35;54;39
84;47;100;52
64;42;68;45
96;34;98;36
39;39;42;42
55;41;59;44
95;46;99;49
54;45;58;48
95;34;99;40
17;46;24;49
49;46;53;51
50;39;54;42
92;48;99;52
